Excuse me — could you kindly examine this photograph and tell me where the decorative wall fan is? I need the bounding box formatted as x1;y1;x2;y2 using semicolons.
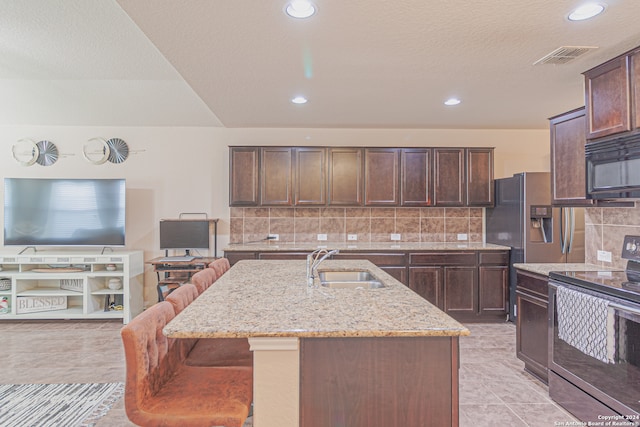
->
106;138;129;164
35;140;59;166
82;137;110;165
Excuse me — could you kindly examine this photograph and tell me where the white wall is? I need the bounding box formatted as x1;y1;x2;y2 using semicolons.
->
0;125;550;306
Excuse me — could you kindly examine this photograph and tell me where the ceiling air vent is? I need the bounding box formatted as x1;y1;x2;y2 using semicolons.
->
533;46;598;65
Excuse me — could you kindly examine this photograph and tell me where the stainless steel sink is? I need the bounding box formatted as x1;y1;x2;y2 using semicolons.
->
317;270;385;289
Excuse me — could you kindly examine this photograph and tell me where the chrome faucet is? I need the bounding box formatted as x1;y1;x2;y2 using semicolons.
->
306;248;340;286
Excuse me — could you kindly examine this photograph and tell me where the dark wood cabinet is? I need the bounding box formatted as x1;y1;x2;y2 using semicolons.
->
328;148;363;205
229;147;260;206
364;148;399;205
260;147;292;205
434;148;465;206
549;108;591;205
583;47;640;140
295;147;326;205
466;148;494;206
443;266;477;316
515;270;549;383
408;266;443;308
400;148;432;206
230;145;493;207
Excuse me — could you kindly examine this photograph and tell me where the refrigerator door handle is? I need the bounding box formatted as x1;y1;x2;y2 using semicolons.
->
560;207;569;254
567;207;575;254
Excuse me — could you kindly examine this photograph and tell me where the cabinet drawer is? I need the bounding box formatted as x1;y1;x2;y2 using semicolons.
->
333;252;406;266
409;252;477;266
225;252;257;266
515;271;548;300
479;251;509;265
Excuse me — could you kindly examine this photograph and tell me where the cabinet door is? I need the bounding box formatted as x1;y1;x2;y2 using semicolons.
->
364;148;399;206
478;266;508;316
434;148;465;206
584;56;631;140
516;290;549;383
261;147;292;206
295;148;326;205
408;267;443;309
631;49;640;130
443;266;477;315
381;266;407;285
550;108;592;205
401;148;432;206
466;148;494;206
328;148;363;205
229;147;259;206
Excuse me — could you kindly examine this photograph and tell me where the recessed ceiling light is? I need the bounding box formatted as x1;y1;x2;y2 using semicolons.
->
444;98;461;106
291;96;308;104
285;0;316;19
568;2;606;21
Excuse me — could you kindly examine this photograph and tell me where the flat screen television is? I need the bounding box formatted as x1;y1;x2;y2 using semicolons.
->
159;219;210;257
4;178;126;247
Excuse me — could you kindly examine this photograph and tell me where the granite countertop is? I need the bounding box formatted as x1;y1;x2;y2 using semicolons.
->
224;242;510;252
513;262;617;277
164;259;470;339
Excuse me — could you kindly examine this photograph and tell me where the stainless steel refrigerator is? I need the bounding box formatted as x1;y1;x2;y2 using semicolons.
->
485;172;585;321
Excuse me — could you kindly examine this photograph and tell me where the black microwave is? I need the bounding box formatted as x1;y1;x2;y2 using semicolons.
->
586;133;640;199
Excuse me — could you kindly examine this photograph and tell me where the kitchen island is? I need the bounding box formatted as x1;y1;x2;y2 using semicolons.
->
164;259;469;427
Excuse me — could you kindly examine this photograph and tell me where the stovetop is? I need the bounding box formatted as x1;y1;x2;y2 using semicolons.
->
549;270;640;304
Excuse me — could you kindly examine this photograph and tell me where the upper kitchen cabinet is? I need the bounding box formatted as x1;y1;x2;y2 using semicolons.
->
229;146;493;207
434;148;465;206
229;147;260;206
400;148;432;206
328;148;363;205
294;147;326;205
261;147;293;205
584;46;640;140
549;107;592;206
433;148;494;207
466;148;494;206
364;148;399;206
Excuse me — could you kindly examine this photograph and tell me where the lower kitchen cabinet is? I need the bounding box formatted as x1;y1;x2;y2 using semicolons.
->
225;248;509;322
515;270;549;383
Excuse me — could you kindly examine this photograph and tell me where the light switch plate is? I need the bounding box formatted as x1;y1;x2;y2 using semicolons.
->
317;234;328;241
597;250;612;262
268;234;279;241
457;233;468;241
348;234;358;241
390;233;401;241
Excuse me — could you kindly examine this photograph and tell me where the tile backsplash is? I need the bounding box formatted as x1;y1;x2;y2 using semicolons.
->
585;204;640;269
230;207;484;244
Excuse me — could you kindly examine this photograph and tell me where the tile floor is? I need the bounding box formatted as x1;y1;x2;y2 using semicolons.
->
0;320;579;426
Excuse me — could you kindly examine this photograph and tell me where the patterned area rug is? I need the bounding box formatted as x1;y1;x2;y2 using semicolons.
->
0;382;124;427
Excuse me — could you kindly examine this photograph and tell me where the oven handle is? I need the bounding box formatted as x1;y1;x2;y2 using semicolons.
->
551;280;640;318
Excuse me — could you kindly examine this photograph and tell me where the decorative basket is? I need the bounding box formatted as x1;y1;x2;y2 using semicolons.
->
0;278;10;291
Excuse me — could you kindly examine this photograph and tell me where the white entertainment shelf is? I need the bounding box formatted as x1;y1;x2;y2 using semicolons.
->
0;251;143;324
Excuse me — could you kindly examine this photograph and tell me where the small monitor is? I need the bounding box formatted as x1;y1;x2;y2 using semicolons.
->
159;220;210;256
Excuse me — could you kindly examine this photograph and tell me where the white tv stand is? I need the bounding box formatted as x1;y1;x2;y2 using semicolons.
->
0;250;143;324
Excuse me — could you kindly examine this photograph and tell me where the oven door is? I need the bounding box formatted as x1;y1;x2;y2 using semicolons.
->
586;135;640;199
549;281;640;422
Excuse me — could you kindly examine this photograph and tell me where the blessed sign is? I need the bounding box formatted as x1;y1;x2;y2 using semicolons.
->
16;296;67;314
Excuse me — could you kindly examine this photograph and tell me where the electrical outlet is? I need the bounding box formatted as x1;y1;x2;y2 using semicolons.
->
597;250;612;262
390;233;401;241
267;234;279;241
317;234;328;241
457;233;468;241
348;234;358;241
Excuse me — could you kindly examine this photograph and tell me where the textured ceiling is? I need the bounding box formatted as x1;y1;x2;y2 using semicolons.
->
3;0;640;128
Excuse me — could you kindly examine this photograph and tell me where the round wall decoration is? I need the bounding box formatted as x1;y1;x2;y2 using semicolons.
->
82;137;111;165
106;138;129;164
11;139;39;166
35;140;59;166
